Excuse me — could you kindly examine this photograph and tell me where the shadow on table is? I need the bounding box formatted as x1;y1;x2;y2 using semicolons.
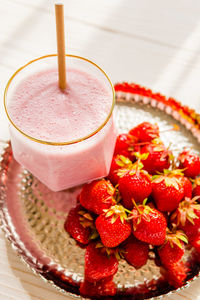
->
64;0;200;103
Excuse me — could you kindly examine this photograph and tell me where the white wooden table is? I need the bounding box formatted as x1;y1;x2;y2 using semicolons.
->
1;0;200;299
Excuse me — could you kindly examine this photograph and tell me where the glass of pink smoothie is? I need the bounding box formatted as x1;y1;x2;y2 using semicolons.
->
4;54;116;191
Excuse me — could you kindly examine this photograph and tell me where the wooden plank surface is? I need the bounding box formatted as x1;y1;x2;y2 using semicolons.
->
1;0;200;299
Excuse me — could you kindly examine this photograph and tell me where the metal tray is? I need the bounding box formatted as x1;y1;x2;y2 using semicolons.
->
1;83;200;299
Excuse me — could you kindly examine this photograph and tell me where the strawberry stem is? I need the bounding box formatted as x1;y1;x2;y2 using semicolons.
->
136;160;139;172
131;142;150;147
160;129;174;133
123;207;133;214
132;198;142;214
159;124;180;133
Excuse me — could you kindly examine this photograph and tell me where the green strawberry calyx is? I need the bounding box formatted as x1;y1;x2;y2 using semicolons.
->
160;228;188;250
133;152;149;161
178;148;194;163
146;126;159;139
117;160;144;178
104;180;117;205
171;196;200;226
150;141;172;162
151;144;166;152
152;169;184;190
115;155;132;168
128;142;148;152
78;210;94;229
95;241;126;260
113;185;122;203
89;228;99;240
151;137;163;145
103;205;128;224
127;135;161;153
129;198;154;230
106;180;115;196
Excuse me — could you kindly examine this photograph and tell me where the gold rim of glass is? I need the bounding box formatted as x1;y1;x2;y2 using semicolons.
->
4;54;115;146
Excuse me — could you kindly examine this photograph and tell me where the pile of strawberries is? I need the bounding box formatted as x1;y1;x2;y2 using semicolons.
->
64;122;200;298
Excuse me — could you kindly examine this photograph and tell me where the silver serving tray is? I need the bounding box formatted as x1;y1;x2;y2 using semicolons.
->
1;87;200;299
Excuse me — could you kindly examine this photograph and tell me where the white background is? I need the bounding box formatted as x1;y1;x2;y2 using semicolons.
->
0;0;200;299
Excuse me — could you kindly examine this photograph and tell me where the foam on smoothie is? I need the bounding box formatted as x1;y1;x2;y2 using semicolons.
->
8;68;112;143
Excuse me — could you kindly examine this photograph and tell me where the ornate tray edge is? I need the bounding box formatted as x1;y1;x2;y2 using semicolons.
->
0;82;200;299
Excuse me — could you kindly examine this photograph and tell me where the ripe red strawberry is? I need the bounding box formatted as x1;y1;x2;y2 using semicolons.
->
180;176;192;198
171;196;200;240
163;261;189;288
114;133;135;159
118;167;152;209
95;205;131;247
193;177;200;198
80;277;116;297
178;148;200;178
131;201;167;245
64;204;92;245
158;229;188;267
152;170;185;212
85;243;118;282
190;233;200;253
107;155;132;186
129;122;159;142
123;236;149;268
79;179;115;215
140;142;171;175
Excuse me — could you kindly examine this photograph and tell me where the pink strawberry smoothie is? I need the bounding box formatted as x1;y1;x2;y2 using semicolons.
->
7;68;116;191
8;69;112;142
